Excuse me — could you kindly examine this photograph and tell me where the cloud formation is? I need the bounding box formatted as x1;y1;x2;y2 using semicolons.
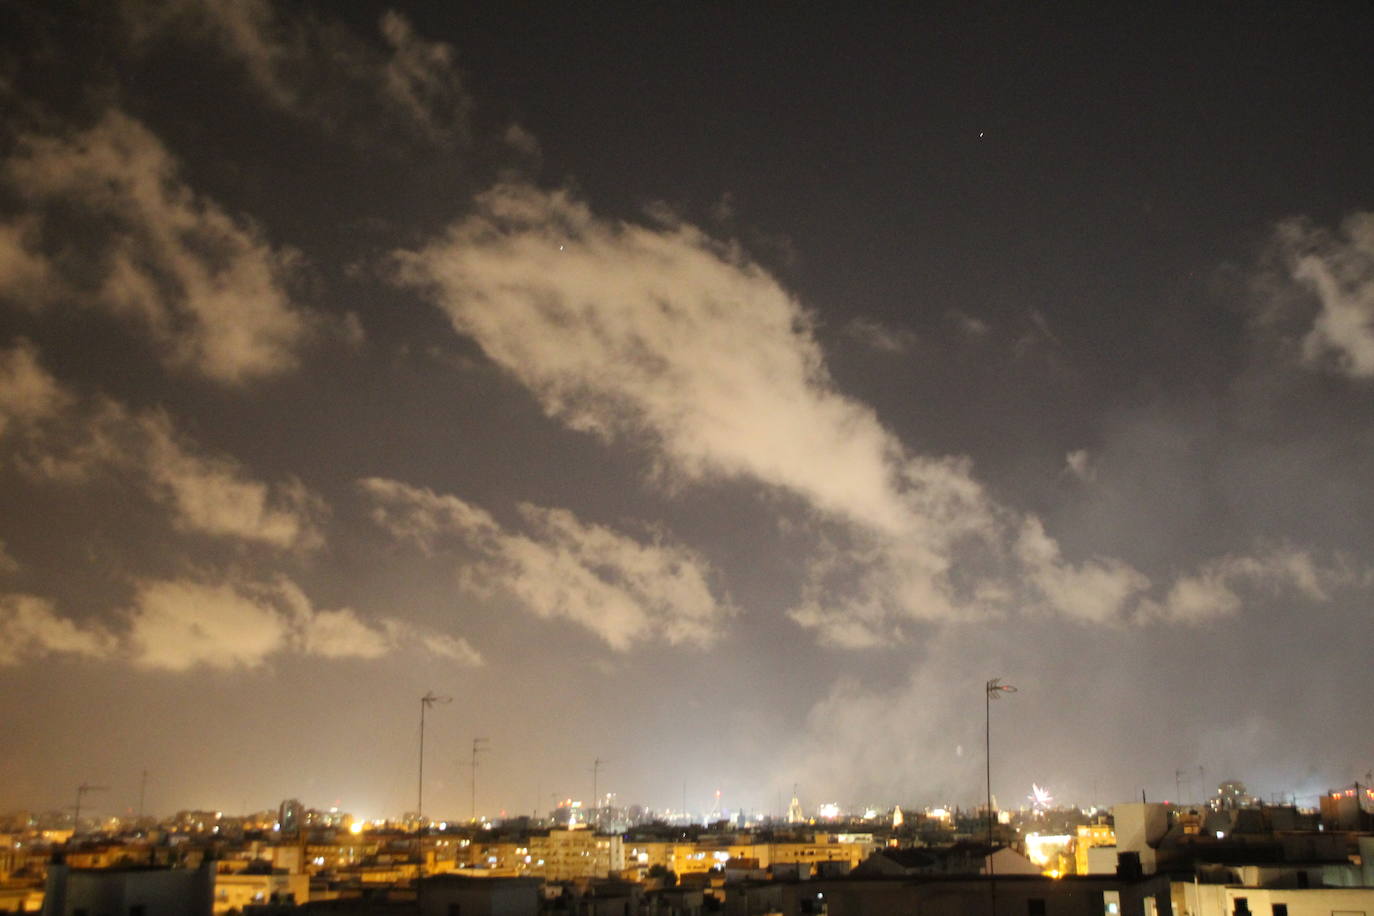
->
1138;546;1346;624
395;185;1366;644
138;412;324;551
0;111;315;383
0;575;478;671
390;186;1041;640
127;1;470;148
361;476;732;651
0;594;114;666
0;341;322;549
0;338;71;439
1268;212;1374;378
844;316;917;353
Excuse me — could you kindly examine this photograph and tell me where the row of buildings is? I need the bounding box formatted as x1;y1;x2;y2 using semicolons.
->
3;787;1373;914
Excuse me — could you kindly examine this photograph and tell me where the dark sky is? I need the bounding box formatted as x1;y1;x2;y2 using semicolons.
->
1;0;1372;823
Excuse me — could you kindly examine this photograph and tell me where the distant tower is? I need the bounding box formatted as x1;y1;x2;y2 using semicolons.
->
278;799;303;836
892;805;904;828
787;795;805;824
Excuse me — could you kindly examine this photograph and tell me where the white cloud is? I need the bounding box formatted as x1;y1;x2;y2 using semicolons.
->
0;578;475;672
1064;449;1095;482
0;338;70;438
396;184;994;541
138;412;323;550
391;185;1018;637
948;309;991;337
1270;212;1374;377
0;217;57;307
417;631;484;667
0;541;18;576
298;609;389;660
123;575;473;671
361;476;732;650
0;341;323;549
394;183;1362;642
2;111;315;384
128;1;469;147
126;578;291;671
1015;517;1151;624
844;316;916;353
1138;546;1340;624
377;10;470;145
0;593;115;666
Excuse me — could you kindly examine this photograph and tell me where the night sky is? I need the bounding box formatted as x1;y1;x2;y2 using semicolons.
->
2;1;1372;823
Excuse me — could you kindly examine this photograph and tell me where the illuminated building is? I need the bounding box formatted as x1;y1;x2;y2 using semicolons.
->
527;828;625;880
786;796;804;824
1074;821;1116;875
211;867;307;913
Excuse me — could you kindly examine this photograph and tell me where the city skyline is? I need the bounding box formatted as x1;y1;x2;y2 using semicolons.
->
1;3;1372;821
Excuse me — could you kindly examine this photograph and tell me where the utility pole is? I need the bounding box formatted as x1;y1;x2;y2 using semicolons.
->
138;770;148;822
469;738;489;822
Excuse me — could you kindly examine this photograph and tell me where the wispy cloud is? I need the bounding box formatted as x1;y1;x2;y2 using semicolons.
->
0;338;71;438
1267;212;1374;378
0;594;115;666
138;411;324;551
844;316;917;353
0;341;323;550
127;1;470;149
0;574;477;671
1063;448;1095;482
394;184;1366;643
395;184;970;537
0;111;317;384
1015;517;1151;624
361;476;733;650
1138;546;1348;624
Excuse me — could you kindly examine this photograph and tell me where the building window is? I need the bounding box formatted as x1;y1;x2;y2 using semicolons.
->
1028;899;1046;916
1270;906;1286;916
1232;898;1249;915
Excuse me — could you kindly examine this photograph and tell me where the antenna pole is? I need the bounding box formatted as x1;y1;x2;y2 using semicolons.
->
470;738;490;822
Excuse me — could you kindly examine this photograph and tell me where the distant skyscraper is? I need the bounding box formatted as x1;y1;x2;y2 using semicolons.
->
892;805;904;828
787;795;805;824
